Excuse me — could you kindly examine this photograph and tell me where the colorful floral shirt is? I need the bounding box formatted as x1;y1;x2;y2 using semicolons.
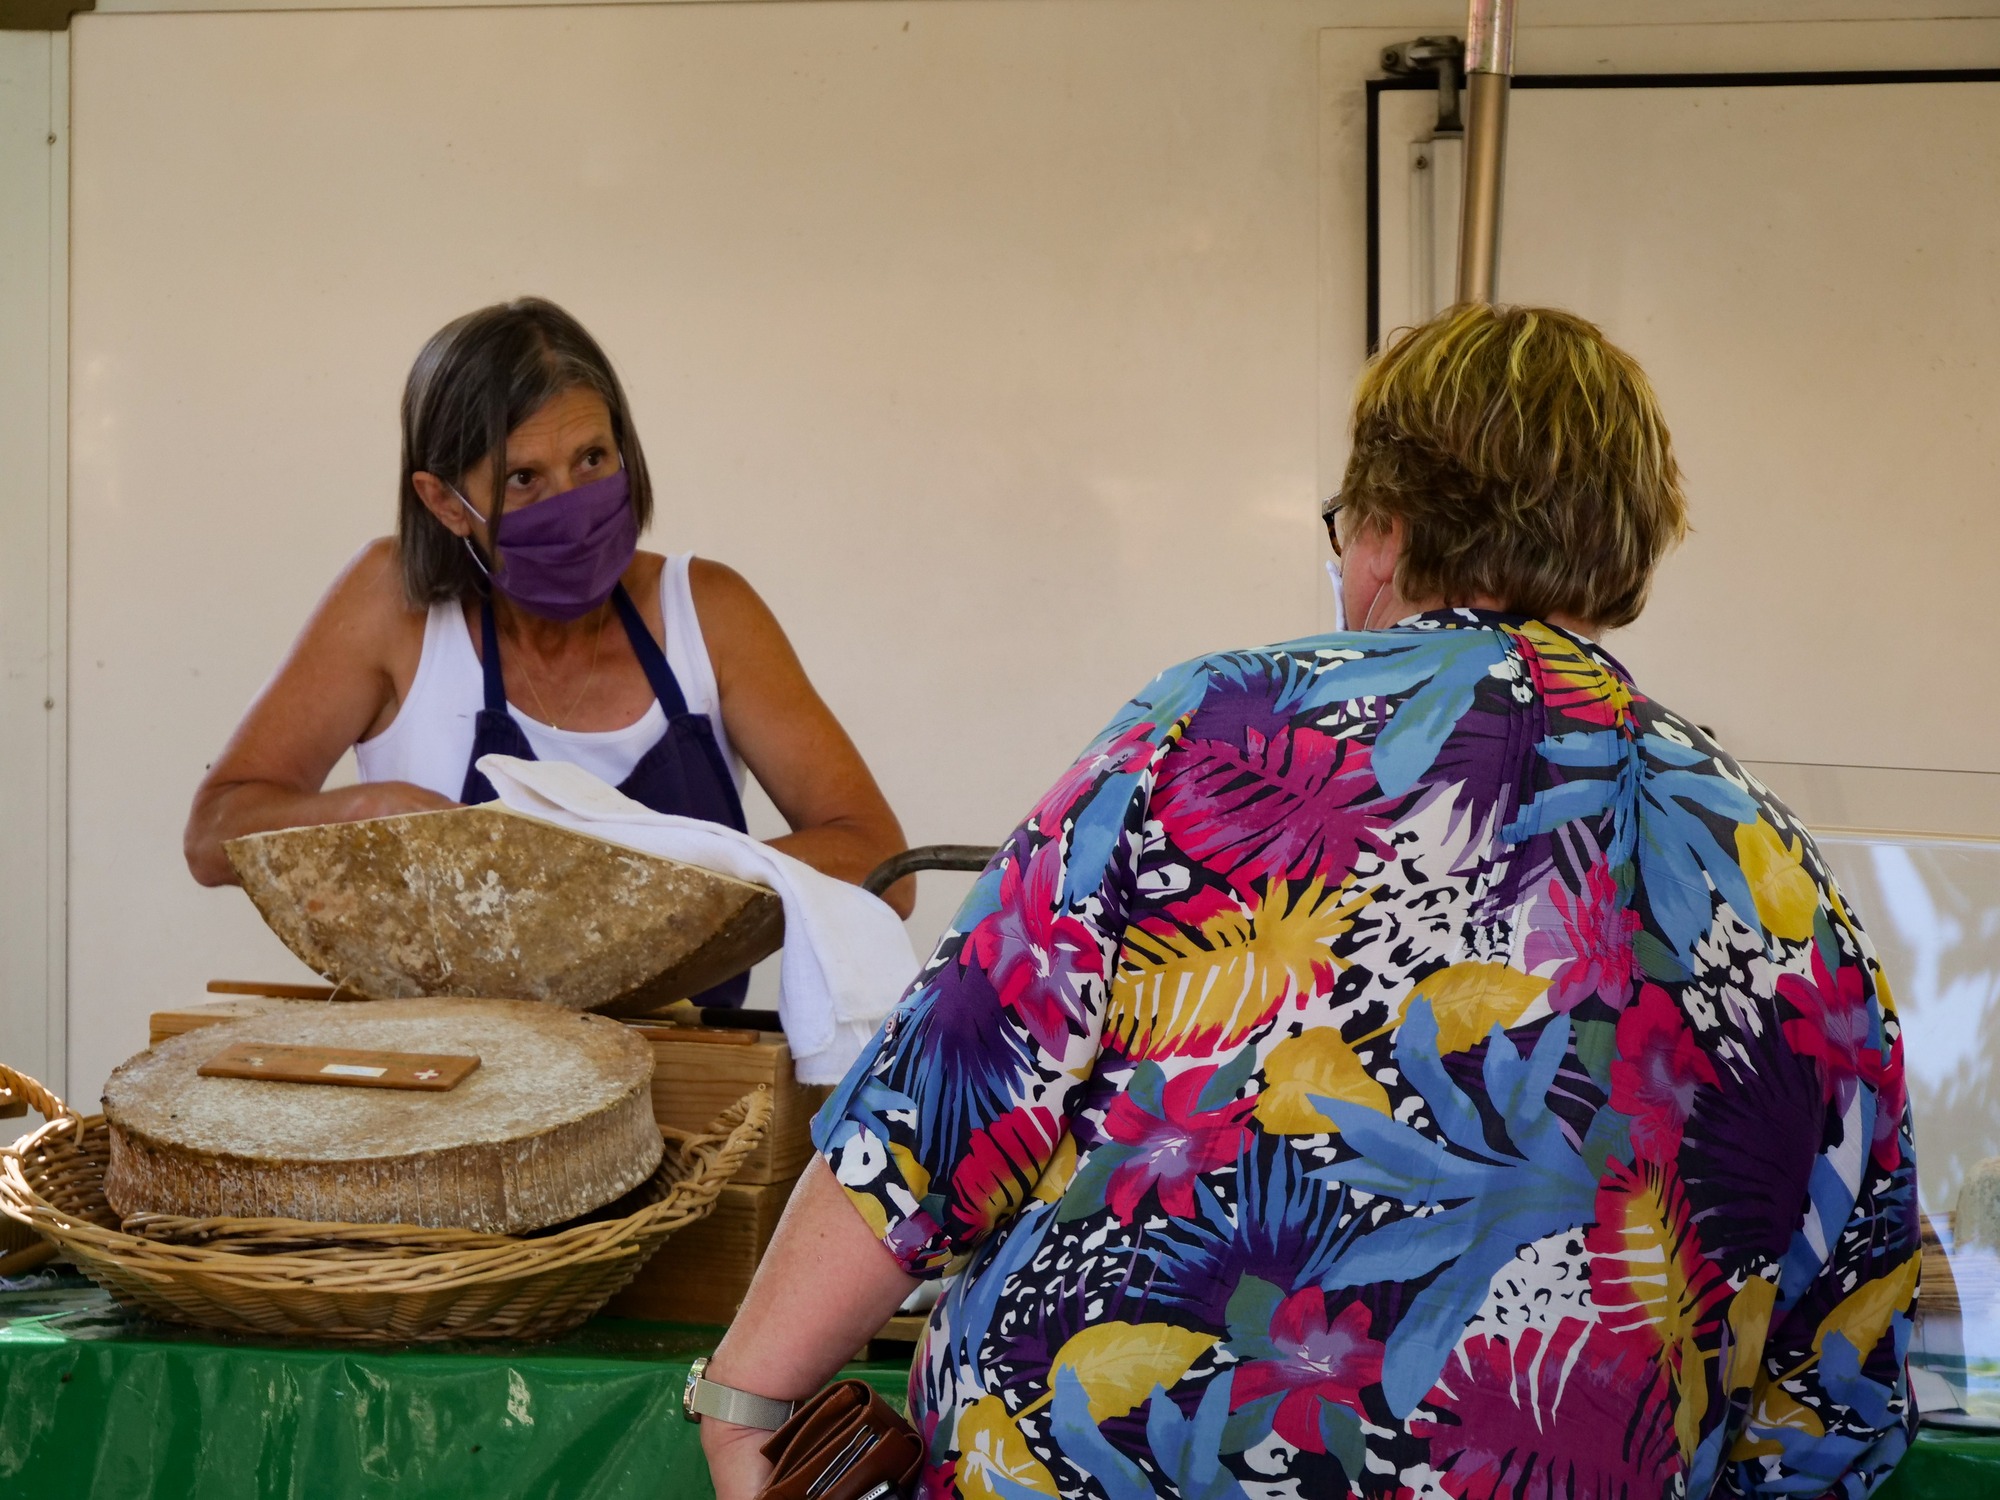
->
815;609;1917;1500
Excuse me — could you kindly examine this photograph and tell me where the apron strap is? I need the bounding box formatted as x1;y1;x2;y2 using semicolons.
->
610;584;694;719
478;597;509;714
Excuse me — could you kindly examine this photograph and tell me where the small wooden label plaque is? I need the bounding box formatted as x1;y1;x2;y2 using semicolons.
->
197;1042;481;1092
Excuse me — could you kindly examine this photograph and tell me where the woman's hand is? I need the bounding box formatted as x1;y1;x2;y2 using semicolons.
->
699;1419;774;1500
698;1163;921;1499
184;540;441;886
186;780;461;886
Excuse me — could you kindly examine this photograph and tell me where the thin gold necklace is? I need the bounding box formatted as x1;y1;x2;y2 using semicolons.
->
509;608;607;730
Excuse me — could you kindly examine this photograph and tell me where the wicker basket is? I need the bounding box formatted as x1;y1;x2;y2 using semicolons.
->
0;1070;49;1274
0;1061;771;1341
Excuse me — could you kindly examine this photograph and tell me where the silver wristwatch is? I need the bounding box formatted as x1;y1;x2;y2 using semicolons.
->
681;1356;797;1429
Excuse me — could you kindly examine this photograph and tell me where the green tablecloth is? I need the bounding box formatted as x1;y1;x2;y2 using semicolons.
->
2;1277;1994;1498
0;1277;907;1498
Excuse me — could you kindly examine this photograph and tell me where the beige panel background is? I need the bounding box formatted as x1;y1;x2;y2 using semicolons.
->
1368;75;2000;775
53;3;2000;1105
0;32;68;1096
65;0;1343;1101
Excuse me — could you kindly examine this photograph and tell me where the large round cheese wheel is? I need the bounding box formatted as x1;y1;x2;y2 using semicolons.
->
102;998;662;1234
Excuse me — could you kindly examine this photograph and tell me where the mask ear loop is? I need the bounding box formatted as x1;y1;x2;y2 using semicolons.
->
449;483;497;586
1360;581;1390;632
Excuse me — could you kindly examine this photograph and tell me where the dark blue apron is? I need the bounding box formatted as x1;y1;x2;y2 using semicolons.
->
459;583;753;1007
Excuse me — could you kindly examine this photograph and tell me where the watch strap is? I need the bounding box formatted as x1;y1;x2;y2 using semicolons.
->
687;1370;797;1430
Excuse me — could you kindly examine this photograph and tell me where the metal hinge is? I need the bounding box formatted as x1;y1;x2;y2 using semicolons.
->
1381;35;1466;135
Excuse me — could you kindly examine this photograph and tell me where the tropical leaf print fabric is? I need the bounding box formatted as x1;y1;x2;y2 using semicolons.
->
814;609;1917;1500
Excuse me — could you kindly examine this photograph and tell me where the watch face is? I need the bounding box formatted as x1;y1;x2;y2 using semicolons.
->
683;1356;708;1421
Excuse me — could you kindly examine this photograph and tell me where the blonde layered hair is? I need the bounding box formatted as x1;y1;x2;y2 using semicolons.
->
1340;304;1686;630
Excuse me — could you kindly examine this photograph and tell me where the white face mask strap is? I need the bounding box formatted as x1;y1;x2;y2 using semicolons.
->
448;483;494;579
1325;559;1346;632
1361;581;1389;632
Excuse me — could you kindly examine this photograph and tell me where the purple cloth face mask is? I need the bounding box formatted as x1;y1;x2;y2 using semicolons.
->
456;468;638;621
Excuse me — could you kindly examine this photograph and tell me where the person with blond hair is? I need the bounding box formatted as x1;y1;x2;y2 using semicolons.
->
694;305;1918;1498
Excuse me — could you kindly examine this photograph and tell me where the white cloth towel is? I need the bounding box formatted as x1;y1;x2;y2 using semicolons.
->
476;754;917;1084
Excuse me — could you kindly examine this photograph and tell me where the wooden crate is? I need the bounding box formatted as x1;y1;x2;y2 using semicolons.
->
148;1003;828;1186
604;1174;795;1327
628;1027;829;1187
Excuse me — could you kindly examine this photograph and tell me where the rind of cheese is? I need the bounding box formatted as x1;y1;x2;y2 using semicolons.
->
102;998;662;1234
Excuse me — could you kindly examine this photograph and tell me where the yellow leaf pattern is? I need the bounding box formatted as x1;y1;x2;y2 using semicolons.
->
1726;1275;1777;1393
1400;962;1550;1054
1811;1252;1920;1364
1030;1131;1078;1204
841;1183;889;1240
1730;1387;1824;1461
955;1395;1058;1500
1513;620;1635;721
1254;1027;1391;1134
890;1142;933;1202
1593;1163;1724;1462
1047;1321;1217;1424
1110;877;1371;1057
1735;820;1819;943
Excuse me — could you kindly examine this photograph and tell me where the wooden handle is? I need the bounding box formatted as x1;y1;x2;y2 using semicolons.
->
207;979;341;1000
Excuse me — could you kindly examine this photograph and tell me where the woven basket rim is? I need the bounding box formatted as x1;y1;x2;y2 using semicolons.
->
0;1061;772;1299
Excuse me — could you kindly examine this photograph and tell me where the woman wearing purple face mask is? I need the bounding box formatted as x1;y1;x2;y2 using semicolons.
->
184;298;915;962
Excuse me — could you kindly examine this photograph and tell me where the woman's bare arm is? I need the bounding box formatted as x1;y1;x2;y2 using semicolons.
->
691;561;915;916
184;540;456;887
699;1158;921;1500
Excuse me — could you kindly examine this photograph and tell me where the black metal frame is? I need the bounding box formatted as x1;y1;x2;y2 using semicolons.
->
1364;67;2000;353
862;844;998;898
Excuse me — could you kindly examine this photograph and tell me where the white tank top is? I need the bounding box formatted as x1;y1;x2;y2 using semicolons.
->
354;554;742;800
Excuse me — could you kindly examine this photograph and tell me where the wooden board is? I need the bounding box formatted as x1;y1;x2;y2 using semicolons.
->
206;979;342;1001
148;1002;827;1188
222;806;784;1014
107;998;662;1233
197;1041;481;1092
151;996;318;1045
606;1175;794;1327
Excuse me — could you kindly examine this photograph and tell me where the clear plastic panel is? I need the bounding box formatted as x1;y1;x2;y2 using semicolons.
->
1817;832;2000;1423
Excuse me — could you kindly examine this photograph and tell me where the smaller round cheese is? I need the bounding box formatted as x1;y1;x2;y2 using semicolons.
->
102;998;662;1234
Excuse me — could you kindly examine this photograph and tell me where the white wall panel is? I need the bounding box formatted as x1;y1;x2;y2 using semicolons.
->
56;3;2000;1106
0;31;67;1100
65;1;1335;1098
1369;73;2000;776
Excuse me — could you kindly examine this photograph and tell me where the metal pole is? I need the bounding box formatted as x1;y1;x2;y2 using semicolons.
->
1456;0;1517;305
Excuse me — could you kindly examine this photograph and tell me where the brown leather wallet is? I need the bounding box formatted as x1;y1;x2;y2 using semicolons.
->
753;1379;923;1500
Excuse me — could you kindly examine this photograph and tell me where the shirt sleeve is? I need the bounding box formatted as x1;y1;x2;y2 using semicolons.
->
1718;967;1920;1498
810;683;1192;1276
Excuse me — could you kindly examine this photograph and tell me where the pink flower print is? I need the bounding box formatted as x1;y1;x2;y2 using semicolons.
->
1524;866;1640;1013
1870;1033;1908;1171
1030;724;1158;831
1101;1065;1255;1222
1231;1293;1384;1454
1778;947;1886;1116
1778;948;1906;1169
968;840;1103;1055
1609;983;1719;1164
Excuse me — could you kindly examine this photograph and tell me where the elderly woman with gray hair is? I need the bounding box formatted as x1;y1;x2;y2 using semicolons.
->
696;304;1918;1499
